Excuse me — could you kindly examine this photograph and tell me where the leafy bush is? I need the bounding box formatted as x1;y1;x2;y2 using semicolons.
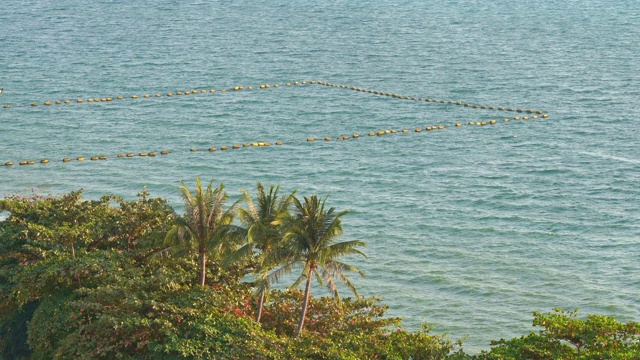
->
2;189;639;359
475;309;640;359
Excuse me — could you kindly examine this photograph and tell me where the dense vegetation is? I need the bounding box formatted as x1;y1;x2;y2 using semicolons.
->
1;179;638;359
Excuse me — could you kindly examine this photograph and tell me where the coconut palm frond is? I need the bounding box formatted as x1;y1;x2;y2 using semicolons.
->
321;269;341;302
321;240;367;263
324;261;362;297
268;260;298;284
290;262;311;289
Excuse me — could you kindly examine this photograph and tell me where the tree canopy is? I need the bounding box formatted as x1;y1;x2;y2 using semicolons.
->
0;183;638;359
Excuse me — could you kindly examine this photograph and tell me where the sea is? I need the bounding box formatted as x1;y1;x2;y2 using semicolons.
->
1;0;638;353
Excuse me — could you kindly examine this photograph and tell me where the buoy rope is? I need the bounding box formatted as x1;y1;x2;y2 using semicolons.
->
2;112;551;168
1;80;545;114
2;79;549;168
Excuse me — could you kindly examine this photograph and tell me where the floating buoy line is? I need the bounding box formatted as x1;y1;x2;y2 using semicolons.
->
2;80;550;168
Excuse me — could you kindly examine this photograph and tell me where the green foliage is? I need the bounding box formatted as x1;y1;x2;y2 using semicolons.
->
259;289;397;338
234;183;295;323
475;308;640;359
27;258;265;359
0;189;174;359
165;178;244;287
2;187;639;359
271;194;367;337
259;289;459;359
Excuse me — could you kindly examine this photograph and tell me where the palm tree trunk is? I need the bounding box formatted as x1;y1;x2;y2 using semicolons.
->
295;270;313;338
256;290;265;323
71;241;82;288
200;250;206;287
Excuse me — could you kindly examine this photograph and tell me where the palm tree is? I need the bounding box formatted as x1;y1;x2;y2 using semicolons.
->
234;183;295;323
271;194;366;338
166;177;242;287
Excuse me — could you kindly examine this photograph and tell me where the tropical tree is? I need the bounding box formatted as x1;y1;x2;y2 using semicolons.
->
166;178;243;287
474;308;640;359
234;183;295;323
271;194;366;338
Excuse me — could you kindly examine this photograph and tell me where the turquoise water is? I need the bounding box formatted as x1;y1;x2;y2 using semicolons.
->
1;0;639;352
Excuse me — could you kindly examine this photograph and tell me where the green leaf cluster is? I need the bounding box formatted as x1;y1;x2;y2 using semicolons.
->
475;308;640;359
1;184;638;359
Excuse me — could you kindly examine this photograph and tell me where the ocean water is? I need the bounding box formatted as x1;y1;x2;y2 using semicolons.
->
1;0;639;352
